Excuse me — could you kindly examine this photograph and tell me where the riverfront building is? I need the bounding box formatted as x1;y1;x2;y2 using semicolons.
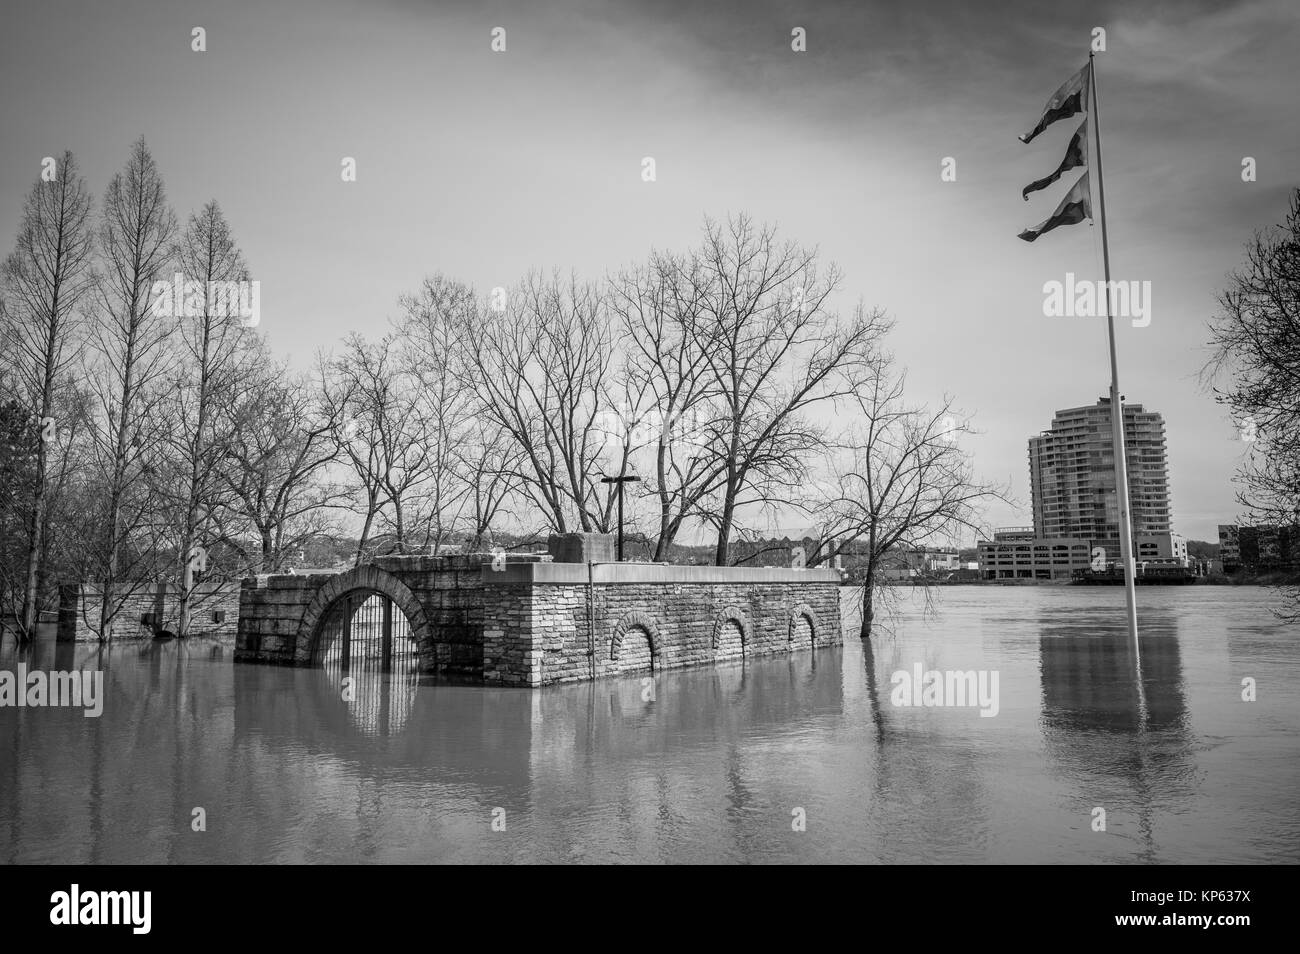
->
1218;524;1300;573
1028;397;1171;547
977;528;1093;581
978;397;1185;581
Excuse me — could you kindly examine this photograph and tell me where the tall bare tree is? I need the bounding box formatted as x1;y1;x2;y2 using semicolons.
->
397;276;478;552
686;215;890;565
462;272;626;533
167;200;257;634
322;333;433;561
813;351;1005;638
87;138;177;641
610;250;726;560
0;150;95;640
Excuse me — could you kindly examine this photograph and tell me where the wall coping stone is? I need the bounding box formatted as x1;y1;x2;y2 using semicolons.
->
482;562;841;585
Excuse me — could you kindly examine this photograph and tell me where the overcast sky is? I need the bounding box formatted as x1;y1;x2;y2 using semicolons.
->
2;0;1297;542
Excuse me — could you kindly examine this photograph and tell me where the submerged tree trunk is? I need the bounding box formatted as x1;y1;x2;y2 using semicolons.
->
858;561;876;640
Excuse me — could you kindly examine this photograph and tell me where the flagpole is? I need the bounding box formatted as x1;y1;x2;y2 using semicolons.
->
1089;51;1140;646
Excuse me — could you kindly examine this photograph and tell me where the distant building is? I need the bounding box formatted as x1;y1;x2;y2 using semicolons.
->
879;546;962;580
1135;531;1187;565
1218;524;1300;573
1029;397;1170;549
978;396;1184;581
977;528;1092;581
1218;525;1241;569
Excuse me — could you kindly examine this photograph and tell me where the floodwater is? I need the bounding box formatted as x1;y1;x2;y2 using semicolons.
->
1;586;1297;864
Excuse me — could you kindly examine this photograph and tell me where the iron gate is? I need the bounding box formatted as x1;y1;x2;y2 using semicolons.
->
316;590;417;675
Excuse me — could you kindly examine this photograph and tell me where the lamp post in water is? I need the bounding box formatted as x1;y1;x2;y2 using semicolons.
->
600;474;641;561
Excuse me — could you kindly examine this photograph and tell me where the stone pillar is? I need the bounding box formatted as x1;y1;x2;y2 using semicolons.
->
547;533;615;564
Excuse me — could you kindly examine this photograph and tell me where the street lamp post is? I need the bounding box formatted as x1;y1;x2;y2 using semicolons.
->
600;474;641;561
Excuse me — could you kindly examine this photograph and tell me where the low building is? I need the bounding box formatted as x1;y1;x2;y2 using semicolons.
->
1218;525;1241;569
1134;531;1188;566
1218;524;1300;573
976;529;1092;581
879;546;962;580
920;548;961;572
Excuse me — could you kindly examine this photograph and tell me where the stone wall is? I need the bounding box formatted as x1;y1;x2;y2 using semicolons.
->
233;553;842;687
57;582;241;642
234;573;325;664
233;554;553;671
482;563;842;686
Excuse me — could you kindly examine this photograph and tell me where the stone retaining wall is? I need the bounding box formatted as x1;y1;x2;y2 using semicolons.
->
234;554;842;687
483;563;842;686
57;582;241;642
234;554;553;672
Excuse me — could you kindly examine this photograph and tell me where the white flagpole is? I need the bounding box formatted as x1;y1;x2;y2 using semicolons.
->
1089;51;1140;645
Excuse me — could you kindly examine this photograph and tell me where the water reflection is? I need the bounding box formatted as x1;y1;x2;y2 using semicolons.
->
1037;608;1196;862
1038;610;1189;734
3;588;1299;864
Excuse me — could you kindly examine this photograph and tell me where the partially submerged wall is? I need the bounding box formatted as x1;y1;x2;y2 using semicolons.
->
233;554;553;672
57;582;241;642
233;551;842;686
483;563;842;686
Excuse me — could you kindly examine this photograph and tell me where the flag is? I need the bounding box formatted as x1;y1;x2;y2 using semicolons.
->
1019;63;1090;144
1018;172;1091;242
1023;118;1088;200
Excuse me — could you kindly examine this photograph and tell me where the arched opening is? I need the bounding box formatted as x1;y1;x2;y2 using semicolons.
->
790;612;814;648
616;626;655;674
716;619;745;660
313;589;420;675
312;589;423;737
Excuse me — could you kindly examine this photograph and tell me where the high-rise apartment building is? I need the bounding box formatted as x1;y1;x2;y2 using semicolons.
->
1028;397;1171;548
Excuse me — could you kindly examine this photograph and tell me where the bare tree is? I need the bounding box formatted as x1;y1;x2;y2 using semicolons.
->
322;333;433;562
1205;187;1300;618
686;215;890;565
220;361;343;572
167;199;258;634
609;250;727;560
0;150;96;641
461;272;625;533
457;419;526;549
86;138;178;641
396;276;478;552
814;351;1006;638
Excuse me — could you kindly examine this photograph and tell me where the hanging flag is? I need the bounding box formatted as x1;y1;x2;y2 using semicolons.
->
1019;63;1090;144
1018;172;1091;242
1023;118;1088;200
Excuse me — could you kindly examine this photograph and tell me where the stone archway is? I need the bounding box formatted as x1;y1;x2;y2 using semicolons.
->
712;605;752;660
295;565;434;668
786;602;820;648
610;610;660;673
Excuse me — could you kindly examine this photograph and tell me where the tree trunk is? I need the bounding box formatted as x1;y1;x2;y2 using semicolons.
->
859;567;876;640
20;320;61;643
177;527;194;638
19;436;48;641
355;499;377;566
713;496;735;566
98;497;122;643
